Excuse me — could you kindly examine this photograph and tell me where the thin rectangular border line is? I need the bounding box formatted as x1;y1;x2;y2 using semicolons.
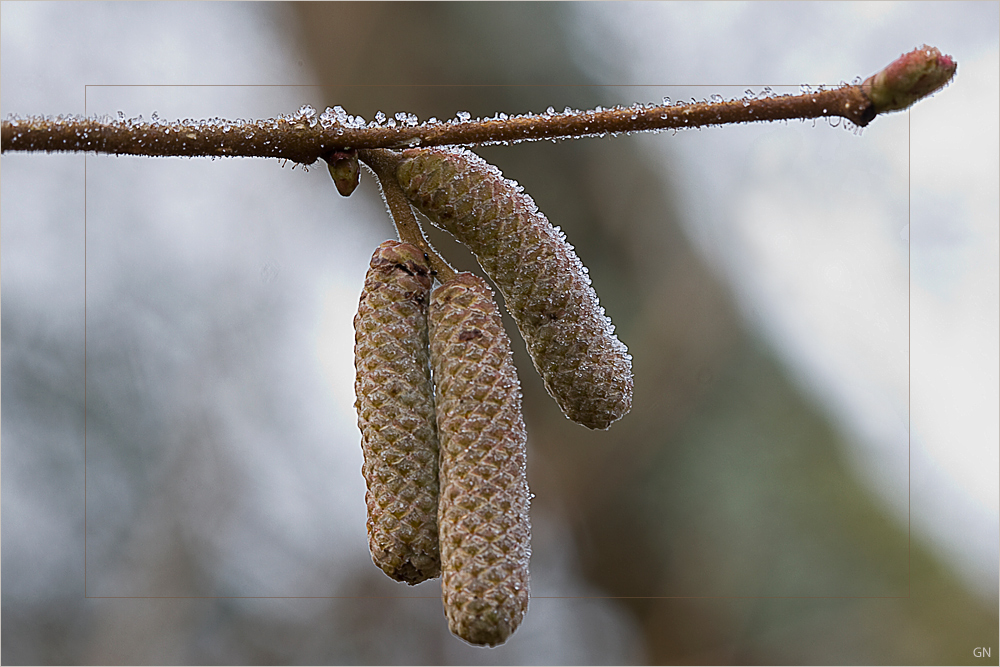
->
82;83;912;600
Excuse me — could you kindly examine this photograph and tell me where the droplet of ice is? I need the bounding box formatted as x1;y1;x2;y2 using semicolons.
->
456;110;471;122
374;110;387;124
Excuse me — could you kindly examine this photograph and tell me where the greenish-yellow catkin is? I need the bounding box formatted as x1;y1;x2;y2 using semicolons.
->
354;240;440;584
397;147;632;430
429;273;530;647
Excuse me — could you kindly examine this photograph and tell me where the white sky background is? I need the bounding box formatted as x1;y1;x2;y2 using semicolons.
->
569;1;999;598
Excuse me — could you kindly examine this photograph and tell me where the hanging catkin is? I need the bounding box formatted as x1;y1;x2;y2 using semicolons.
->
429;273;531;647
396;147;633;430
354;240;440;584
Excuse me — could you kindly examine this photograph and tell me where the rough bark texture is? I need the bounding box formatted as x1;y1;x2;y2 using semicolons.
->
397;147;633;430
354;240;440;584
429;273;531;647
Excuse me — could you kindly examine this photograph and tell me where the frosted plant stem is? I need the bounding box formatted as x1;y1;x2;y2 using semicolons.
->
361;148;457;283
1;46;954;163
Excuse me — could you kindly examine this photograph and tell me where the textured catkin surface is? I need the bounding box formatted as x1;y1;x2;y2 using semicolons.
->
397;147;633;430
354;240;440;584
429;273;531;647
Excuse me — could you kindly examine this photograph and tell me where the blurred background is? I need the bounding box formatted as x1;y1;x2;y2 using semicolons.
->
2;2;996;664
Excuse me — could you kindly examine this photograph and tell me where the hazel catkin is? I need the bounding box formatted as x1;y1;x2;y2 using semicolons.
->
429;273;531;647
354;240;440;584
397;147;632;430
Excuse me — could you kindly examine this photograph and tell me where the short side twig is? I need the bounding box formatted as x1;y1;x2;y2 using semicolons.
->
360;149;457;283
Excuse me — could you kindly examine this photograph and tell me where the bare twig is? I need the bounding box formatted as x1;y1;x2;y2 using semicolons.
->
1;46;955;164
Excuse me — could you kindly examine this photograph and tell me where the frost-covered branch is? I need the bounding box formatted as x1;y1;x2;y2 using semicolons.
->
1;46;955;165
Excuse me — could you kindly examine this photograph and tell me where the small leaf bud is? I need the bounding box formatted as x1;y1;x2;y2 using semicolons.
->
864;45;957;114
327;150;361;196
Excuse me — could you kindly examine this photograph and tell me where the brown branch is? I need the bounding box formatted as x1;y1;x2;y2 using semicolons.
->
1;46;955;164
360;148;457;283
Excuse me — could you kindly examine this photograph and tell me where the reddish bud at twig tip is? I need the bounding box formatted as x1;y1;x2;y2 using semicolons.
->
864;45;957;114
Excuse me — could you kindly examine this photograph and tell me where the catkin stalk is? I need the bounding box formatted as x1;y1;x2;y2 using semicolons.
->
397;147;633;430
354;240;440;584
430;273;531;647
